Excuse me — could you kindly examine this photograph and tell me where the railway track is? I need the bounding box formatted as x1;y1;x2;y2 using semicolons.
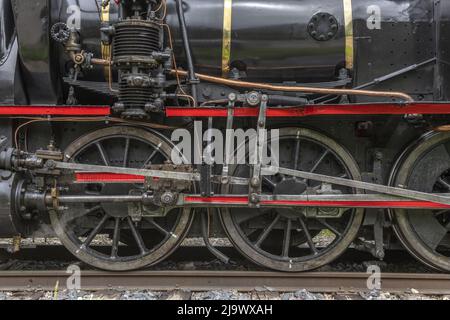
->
0;271;449;295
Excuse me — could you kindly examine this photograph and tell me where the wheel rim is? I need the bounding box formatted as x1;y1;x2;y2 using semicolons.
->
50;127;193;271
391;132;450;271
220;128;364;272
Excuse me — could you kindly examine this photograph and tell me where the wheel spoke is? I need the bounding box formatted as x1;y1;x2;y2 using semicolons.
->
149;218;170;237
85;205;102;215
127;217;148;255
293;137;301;170
123;138;130;167
282;219;292;257
255;214;280;248
235;209;268;225
143;142;163;168
298;216;318;254
316;219;342;237
63;205;102;224
310;150;329;173
82;214;109;248
96;142;110;166
262;176;276;190
111;218;121;258
434;209;450;217
244;163;279;187
438;178;450;191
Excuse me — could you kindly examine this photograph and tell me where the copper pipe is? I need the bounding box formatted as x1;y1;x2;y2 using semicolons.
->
107;50;119;93
171;69;414;102
434;125;450;132
91;58;112;66
69;51;112;67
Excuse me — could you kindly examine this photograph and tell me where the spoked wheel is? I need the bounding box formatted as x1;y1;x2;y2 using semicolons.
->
50;127;193;271
390;132;450;272
220;128;364;272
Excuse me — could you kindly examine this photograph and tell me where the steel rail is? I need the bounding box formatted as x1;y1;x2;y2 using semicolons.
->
0;271;449;294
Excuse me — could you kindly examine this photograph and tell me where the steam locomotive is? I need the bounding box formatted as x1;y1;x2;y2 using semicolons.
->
0;0;449;272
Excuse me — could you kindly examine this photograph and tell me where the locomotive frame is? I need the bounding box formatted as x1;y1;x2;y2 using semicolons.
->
0;0;449;272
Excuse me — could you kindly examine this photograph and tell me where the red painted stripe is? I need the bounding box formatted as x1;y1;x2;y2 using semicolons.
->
0;106;110;116
166;102;450;118
167;108;229;117
185;196;249;203
75;173;145;183
184;196;450;209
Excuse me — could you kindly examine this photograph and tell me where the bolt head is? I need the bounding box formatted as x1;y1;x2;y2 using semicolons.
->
246;92;261;106
161;192;176;205
132;76;144;87
250;177;260;188
250;193;259;204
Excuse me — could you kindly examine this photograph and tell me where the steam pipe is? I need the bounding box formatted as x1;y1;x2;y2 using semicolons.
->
175;0;199;106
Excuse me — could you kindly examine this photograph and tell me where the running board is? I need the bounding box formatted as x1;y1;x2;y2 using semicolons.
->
166;102;450;118
0;105;110;116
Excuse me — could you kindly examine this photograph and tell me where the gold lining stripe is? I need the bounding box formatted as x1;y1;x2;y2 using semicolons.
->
101;2;111;81
343;0;354;70
222;0;233;78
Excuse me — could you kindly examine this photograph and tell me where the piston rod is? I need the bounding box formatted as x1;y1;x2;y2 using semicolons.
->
45;195;144;204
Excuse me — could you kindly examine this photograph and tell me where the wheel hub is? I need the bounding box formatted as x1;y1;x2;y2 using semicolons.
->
274;178;307;218
274;178;307;196
101;202;129;218
95;184;132;218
